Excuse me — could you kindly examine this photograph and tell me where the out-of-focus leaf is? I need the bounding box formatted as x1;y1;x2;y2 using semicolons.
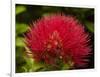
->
16;6;26;15
16;67;26;73
32;60;45;72
16;37;25;47
16;55;26;73
61;63;70;70
61;61;73;70
21;66;28;72
85;22;94;33
16;23;28;35
23;58;34;72
42;7;60;13
24;58;45;72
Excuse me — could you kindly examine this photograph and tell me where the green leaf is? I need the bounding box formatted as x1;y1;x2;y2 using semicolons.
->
16;23;28;35
16;6;26;15
16;37;25;47
21;66;28;72
61;63;70;70
85;22;94;33
24;58;45;72
32;60;45;71
61;61;73;70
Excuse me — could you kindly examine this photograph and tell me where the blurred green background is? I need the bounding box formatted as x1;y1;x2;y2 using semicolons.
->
16;4;94;73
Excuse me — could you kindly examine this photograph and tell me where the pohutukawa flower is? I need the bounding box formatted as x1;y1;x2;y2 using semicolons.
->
25;13;91;69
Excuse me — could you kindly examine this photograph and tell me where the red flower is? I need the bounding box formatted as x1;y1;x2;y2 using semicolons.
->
25;14;91;68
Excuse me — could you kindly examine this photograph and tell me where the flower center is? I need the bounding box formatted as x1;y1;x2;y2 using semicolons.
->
44;31;63;58
43;31;74;68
